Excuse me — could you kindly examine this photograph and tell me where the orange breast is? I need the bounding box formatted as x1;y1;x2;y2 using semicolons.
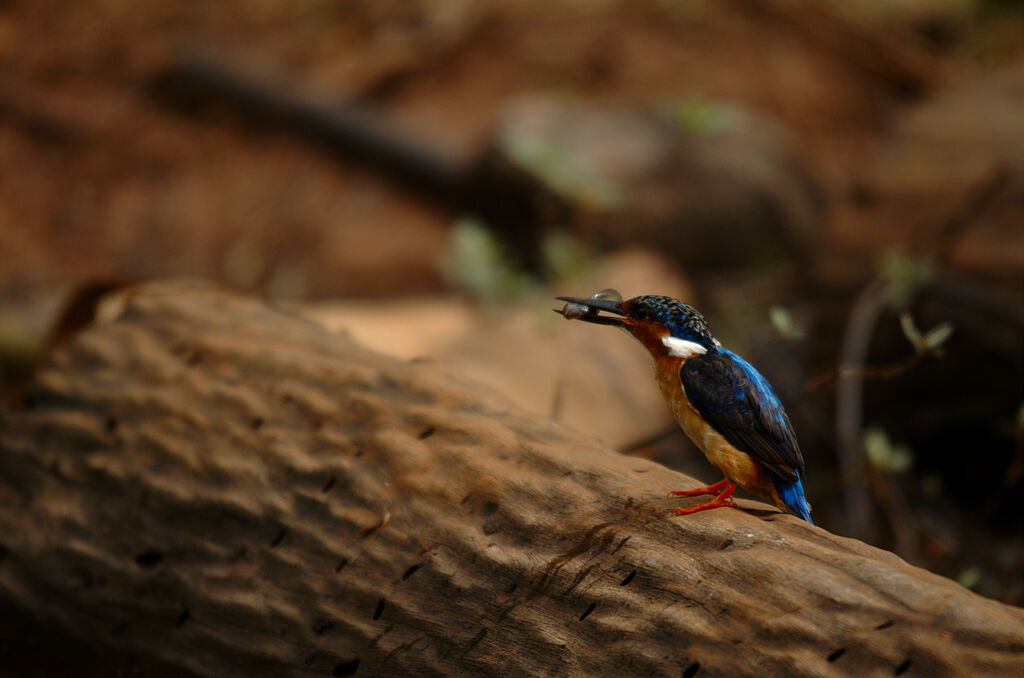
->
653;355;785;510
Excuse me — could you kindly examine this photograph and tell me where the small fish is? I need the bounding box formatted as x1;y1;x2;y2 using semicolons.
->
558;288;622;323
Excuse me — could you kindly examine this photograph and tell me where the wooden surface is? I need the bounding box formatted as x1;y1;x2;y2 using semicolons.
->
1;280;1021;677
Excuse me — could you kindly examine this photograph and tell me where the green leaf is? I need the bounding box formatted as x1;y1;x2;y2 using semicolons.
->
899;313;922;347
658;96;739;137
878;250;934;308
923;323;954;353
769;306;804;340
957;566;983;590
864;426;914;473
541;230;590;280
438;217;534;303
498;130;626;210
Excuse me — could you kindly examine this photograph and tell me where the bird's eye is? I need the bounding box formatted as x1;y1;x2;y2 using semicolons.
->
590;288;622;303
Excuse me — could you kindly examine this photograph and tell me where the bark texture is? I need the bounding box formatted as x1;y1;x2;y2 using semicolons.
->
0;280;1021;678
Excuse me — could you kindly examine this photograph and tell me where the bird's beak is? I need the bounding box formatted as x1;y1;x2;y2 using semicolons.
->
555;296;628;328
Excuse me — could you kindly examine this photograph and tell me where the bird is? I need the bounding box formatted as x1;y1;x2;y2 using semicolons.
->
557;288;813;523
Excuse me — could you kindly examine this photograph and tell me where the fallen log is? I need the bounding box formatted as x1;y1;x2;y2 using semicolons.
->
0;280;1021;677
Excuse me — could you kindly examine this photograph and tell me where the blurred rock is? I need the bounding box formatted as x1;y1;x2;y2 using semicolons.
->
492;95;825;268
301;249;693;450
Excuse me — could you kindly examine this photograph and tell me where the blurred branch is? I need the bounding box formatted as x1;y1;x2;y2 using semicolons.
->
869;468;921;563
834;280;887;540
0;90;82;146
150;56;464;202
862;427;920;562
808;313;952;390
928;162;1013;266
827;160;1017;540
149;55;570;272
0;279;131;407
832;281;959;540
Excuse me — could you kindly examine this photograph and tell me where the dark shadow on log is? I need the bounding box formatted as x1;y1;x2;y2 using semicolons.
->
0;280;1021;677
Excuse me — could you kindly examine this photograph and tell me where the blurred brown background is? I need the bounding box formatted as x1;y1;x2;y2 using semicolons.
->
1;0;1022;603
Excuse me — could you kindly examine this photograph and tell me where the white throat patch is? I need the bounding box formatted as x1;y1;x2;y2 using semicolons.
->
662;335;708;358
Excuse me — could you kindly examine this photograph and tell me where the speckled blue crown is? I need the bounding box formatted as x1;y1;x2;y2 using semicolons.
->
628;296;714;346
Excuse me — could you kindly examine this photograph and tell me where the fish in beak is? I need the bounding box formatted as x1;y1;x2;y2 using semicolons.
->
555;288;628;328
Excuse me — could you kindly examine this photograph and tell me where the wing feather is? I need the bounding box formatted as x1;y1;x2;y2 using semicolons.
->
679;349;803;481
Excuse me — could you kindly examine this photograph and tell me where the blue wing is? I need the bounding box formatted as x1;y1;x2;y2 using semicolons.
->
679;348;804;482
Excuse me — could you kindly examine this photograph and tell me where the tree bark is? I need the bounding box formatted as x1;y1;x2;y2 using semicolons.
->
0;280;1021;677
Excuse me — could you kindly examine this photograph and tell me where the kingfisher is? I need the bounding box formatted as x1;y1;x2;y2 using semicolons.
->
557;289;812;523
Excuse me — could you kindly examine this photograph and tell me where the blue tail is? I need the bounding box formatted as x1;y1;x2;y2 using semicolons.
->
775;473;813;524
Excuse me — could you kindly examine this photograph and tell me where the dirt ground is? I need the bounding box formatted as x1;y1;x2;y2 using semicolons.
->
1;0;1022;602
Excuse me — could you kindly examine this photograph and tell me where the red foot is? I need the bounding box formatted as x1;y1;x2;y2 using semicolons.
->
670;480;739;515
669;478;731;498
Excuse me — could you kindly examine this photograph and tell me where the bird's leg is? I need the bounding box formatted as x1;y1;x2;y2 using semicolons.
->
671;480;739;515
669;478;731;498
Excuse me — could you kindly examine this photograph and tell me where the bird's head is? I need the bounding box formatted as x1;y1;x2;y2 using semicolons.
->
557;289;717;359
